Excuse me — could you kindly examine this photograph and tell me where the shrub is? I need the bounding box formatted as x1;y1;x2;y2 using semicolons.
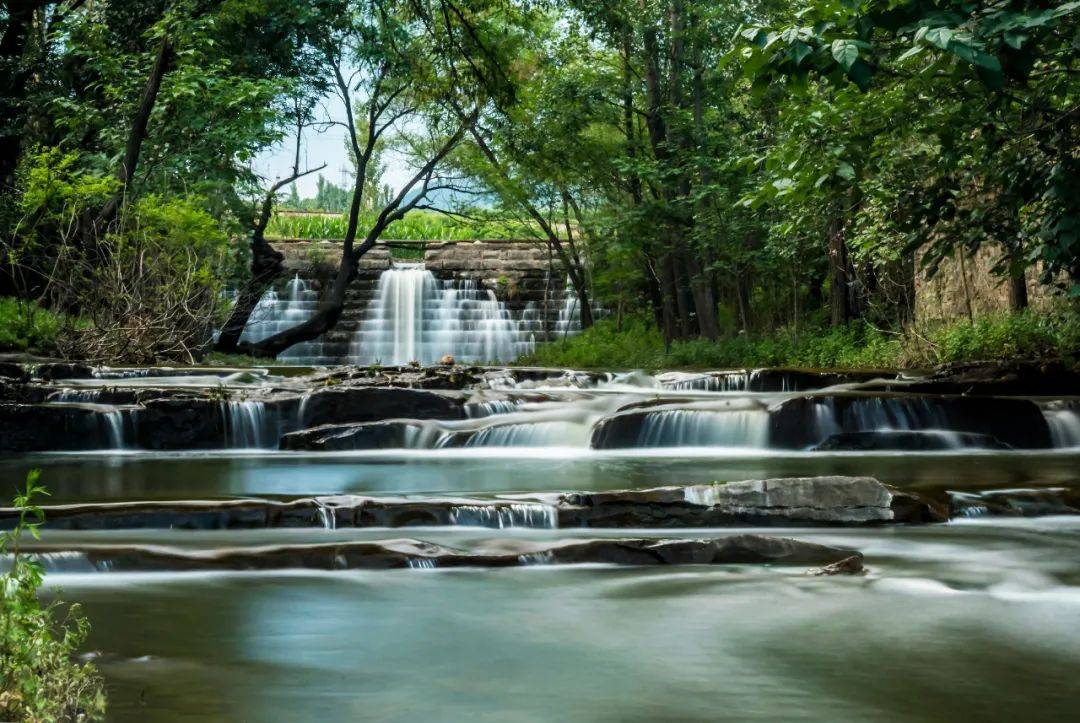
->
1;471;106;721
519;307;1080;370
0;298;64;354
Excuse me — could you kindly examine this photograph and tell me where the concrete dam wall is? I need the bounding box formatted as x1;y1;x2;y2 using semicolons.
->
241;240;589;365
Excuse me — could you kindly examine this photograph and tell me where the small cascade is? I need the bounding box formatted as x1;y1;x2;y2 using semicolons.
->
636;409;770;448
315;503;337;531
406;557;438;569
239;274;325;363
51;389;104;403
657;372;750;392
350;263;539;365
464;400;522;418
449;503;558;529
1045;407;1080;448
221;400;275;449
447;421;589;448
100;409;125;449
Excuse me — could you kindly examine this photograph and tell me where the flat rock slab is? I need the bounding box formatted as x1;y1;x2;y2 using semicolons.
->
3;476;944;530
27;534;862;572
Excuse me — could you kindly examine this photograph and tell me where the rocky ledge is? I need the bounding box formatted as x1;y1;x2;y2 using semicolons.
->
1;476;945;530
26;534;863;572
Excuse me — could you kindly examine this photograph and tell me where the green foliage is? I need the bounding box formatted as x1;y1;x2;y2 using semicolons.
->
265;209;532;241
0;298;65;355
1;472;106;722
522;308;1080;370
927;309;1080;364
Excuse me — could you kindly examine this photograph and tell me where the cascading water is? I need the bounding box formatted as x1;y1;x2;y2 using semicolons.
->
99;409;125;449
448;503;558;529
221;400;276;449
350;264;541;365
240;274;325;363
635;409;771;448
1045;406;1080;448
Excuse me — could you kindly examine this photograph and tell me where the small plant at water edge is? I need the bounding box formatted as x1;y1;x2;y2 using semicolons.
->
1;471;106;721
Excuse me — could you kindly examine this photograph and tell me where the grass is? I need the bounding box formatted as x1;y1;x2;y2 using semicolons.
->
518;307;1080;371
265;209;535;241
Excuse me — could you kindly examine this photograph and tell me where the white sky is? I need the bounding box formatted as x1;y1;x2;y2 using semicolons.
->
251;90;416;198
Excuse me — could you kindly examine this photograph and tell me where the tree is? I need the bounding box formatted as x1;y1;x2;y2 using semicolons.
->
234;0;506;358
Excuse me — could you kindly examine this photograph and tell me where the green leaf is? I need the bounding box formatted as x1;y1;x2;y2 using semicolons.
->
924;27;953;51
831;39;860;70
789;41;812;67
836;161;856;180
896;45;923;62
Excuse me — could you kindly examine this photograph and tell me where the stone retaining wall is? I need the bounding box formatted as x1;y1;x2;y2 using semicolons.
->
273;239;566;310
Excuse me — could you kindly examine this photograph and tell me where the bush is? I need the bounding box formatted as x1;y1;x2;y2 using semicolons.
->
519;307;1080;370
0;298;64;355
3;149;235;364
1;471;106;721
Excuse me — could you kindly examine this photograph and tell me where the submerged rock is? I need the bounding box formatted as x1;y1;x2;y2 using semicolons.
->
948;488;1080;518
28;534;861;572
280;421;421;451
812;430;1011;451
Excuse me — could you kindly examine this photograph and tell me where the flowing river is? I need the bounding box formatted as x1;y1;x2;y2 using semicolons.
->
2;364;1079;720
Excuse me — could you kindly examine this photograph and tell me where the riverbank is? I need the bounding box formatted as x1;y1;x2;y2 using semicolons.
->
519;309;1080;371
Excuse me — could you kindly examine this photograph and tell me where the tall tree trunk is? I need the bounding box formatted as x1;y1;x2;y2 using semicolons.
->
658;252;678;346
216;112;325;354
828;213;852;327
0;0;43;188
94;36;173;231
1008;271;1029;311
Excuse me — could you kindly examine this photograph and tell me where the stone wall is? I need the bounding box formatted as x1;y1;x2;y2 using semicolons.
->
914;245;1061;323
273;239;566;313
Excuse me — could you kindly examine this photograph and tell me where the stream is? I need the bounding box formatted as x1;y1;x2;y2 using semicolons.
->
2;364;1079;720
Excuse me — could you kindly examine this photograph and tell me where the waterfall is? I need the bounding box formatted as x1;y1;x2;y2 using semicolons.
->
464;400;523;418
636;409;770;448
99;409;125;449
52;389;103;403
1045;407;1080;448
239;273;324;363
448;503;558;529
452;421;588;448
350;263;538;365
222;400;275;448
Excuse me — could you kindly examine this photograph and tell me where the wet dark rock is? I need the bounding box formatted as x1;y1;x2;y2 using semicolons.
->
132;397;226;450
808;554;866;576
0;403;107;452
32;534;861;572
948;488;1080;518
296;386;465;427
863;360;1080;397
7;476;943;530
559;476;944;526
31;362;96;381
281;422;420;451
812;430;1011;451
0;362;28;382
768;394;1052;450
